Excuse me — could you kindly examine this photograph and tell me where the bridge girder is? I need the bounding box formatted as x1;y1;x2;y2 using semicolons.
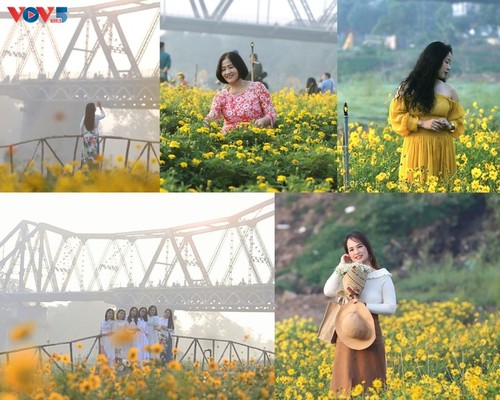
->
0;77;159;109
0;200;275;311
161;0;336;44
0;0;159;81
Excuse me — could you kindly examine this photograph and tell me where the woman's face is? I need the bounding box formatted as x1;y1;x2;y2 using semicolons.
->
139;308;147;318
149;306;157;316
346;238;370;265
130;308;138;317
164;309;171;319
438;52;452;81
106;309;114;320
221;58;239;84
117;310;125;320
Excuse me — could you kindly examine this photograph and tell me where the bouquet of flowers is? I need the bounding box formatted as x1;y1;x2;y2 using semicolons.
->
335;262;372;298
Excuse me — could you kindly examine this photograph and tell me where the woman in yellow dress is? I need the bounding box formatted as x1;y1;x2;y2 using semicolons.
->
388;41;465;184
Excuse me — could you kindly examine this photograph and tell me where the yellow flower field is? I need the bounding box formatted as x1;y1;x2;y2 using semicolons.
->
0;350;274;399
0;161;159;192
276;300;499;399
160;86;337;192
338;101;499;193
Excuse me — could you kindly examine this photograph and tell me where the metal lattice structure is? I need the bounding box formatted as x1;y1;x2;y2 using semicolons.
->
0;1;159;108
161;0;337;43
0;199;274;311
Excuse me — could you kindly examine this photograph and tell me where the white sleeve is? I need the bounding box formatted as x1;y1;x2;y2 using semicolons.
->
96;108;106;120
323;268;343;297
366;275;397;315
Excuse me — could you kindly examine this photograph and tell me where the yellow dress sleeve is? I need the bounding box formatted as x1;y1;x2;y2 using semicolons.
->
447;99;465;138
388;98;419;137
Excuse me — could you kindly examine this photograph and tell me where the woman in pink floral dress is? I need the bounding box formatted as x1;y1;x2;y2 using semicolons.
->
204;51;276;134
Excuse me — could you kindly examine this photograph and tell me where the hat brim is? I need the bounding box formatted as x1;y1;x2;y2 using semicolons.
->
336;301;376;350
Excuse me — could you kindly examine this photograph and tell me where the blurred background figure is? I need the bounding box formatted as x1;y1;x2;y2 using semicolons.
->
160;42;171;83
306;77;320;94
319;72;336;94
177;72;189;87
246;53;269;89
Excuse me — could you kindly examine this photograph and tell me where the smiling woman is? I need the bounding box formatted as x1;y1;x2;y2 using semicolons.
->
203;51;276;134
388;41;465;185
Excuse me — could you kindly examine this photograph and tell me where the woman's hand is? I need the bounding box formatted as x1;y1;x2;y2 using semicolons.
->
254;116;270;128
96;100;102;108
340;254;352;264
437;118;454;130
419;118;448;131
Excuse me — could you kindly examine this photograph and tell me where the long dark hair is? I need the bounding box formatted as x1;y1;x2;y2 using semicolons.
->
306;77;318;95
215;51;249;84
104;308;115;321
396;41;452;113
127;306;139;324
164;309;175;330
148;305;158;316
139;307;148;322
343;231;380;270
83;102;96;132
116;309;126;321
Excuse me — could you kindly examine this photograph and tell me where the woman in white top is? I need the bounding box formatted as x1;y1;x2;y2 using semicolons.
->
80;100;105;168
159;308;175;363
324;231;396;396
137;307;150;361
113;309;128;366
146;305;161;359
100;308;115;368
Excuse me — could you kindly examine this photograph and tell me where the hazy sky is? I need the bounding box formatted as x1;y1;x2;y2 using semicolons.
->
0;192;273;237
162;0;333;25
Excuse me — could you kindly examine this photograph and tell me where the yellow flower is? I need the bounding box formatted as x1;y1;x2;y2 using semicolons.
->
128;347;139;362
9;322;36;341
277;175;287;183
169;140;180;148
180;162;188;168
149;342;164;355
3;352;40;395
471;167;482;179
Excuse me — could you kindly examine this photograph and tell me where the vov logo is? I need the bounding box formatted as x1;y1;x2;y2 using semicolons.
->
7;7;68;23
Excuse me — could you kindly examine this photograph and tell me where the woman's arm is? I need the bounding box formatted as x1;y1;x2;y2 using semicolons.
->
255;82;276;127
388;97;419;136
366;275;397;315
204;92;224;124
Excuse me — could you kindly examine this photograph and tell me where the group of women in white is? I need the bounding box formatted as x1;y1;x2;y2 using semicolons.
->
99;305;175;368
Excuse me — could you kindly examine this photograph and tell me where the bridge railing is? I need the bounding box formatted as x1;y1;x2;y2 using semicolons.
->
0;334;274;371
0;135;160;174
173;335;274;368
0;334;101;373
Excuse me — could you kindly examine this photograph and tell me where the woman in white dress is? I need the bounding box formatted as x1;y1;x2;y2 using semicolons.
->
80;100;105;169
113;309;128;366
159;308;175;364
100;308;115;368
146;305;161;359
137;307;150;361
127;306;141;355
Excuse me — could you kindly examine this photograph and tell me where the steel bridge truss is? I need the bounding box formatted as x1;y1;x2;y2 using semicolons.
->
161;0;337;43
0;0;159;81
0;199;274;309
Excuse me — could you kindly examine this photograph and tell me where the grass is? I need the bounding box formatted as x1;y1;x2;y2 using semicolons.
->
338;75;500;126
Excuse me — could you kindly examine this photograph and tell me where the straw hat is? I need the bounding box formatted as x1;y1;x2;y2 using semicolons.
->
342;263;369;297
335;300;375;350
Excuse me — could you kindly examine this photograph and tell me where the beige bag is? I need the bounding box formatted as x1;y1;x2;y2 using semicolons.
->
317;301;341;344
